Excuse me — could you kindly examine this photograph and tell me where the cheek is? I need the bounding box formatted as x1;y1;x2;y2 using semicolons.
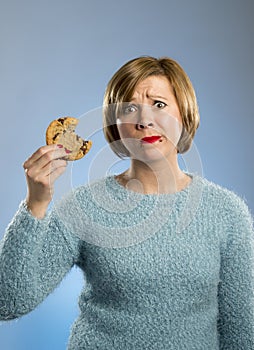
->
116;120;135;139
159;114;182;146
116;120;141;156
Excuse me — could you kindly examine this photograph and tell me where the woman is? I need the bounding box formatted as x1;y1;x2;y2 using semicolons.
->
0;56;253;349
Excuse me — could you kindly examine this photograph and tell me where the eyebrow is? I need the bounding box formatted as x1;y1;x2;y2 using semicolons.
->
131;94;168;101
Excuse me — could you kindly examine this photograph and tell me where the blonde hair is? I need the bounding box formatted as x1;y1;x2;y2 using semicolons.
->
103;56;200;157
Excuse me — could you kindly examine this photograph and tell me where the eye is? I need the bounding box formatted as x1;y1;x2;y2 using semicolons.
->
123;104;138;115
154;101;167;109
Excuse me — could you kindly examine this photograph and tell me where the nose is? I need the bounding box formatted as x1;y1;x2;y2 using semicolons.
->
136;121;154;130
136;105;154;130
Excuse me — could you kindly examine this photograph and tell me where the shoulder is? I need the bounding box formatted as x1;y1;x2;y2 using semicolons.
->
195;174;253;227
198;175;249;208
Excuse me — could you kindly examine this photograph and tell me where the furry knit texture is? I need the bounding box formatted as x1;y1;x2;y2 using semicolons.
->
0;174;254;349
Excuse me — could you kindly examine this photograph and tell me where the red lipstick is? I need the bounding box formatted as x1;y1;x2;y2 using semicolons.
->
141;136;161;143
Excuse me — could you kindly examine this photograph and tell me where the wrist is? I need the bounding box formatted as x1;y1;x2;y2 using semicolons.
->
25;198;50;219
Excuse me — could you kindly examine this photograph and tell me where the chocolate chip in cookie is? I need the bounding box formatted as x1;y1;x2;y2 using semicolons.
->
46;116;92;160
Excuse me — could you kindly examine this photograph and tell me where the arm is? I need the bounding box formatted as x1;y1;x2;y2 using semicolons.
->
0;200;80;321
217;193;254;349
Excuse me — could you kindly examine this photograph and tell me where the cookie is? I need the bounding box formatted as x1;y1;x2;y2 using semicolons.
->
46;117;92;161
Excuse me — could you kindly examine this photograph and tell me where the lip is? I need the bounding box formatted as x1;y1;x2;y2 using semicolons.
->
141;135;162;144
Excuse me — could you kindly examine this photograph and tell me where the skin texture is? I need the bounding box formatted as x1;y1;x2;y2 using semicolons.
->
116;75;191;194
23;75;190;218
24;117;92;218
23;144;68;218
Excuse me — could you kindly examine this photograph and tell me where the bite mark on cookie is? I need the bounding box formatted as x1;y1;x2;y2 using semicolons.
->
46;116;92;161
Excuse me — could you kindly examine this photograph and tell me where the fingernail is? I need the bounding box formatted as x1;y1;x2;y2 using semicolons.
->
57;144;63;148
65;148;72;154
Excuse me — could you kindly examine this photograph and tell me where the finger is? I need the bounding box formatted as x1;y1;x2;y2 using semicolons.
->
23;146;69;170
26;159;67;181
26;163;67;190
23;144;67;169
23;145;57;169
47;163;68;184
43;159;68;176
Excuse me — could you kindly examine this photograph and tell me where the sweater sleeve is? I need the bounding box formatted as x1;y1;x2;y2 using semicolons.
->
217;192;254;349
0;200;81;321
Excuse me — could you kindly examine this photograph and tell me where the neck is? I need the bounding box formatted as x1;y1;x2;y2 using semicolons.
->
117;156;191;195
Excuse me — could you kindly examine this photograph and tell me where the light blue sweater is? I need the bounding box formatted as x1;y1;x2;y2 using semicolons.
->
0;174;253;349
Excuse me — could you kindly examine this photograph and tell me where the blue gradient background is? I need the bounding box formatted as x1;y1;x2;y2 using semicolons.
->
0;0;253;349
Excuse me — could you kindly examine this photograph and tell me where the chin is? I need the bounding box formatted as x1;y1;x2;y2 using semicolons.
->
129;147;177;164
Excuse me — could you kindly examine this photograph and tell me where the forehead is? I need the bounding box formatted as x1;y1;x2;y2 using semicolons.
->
132;75;173;98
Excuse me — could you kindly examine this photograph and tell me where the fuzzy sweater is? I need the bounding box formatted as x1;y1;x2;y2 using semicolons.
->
0;174;253;349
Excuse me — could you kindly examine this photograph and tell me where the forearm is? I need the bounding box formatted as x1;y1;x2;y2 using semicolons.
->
218;195;254;349
0;201;79;320
25;198;50;219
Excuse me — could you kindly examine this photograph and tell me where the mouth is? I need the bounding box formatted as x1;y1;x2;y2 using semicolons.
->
141;135;162;144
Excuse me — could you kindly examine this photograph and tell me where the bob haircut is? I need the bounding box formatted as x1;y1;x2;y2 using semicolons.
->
103;56;200;157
